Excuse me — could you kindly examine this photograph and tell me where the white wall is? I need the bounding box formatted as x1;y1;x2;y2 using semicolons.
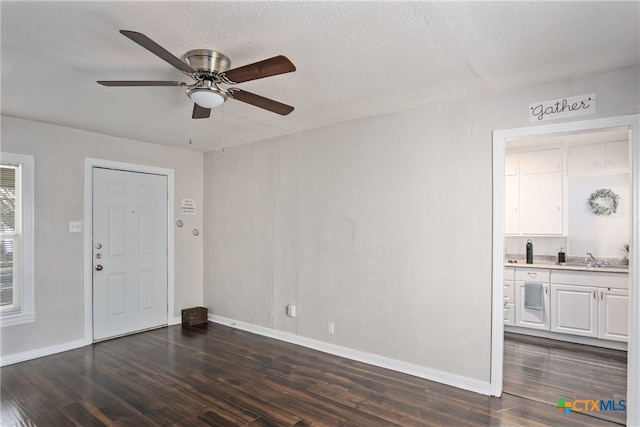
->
568;173;630;258
0;117;204;359
203;65;639;387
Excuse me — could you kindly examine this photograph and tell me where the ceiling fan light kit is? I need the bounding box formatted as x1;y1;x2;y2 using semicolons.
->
97;30;296;119
187;83;227;109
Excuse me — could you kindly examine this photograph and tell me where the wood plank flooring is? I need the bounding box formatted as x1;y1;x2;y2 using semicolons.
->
1;323;624;426
503;332;627;425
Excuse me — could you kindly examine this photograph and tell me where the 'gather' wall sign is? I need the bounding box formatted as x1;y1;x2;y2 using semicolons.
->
529;93;596;123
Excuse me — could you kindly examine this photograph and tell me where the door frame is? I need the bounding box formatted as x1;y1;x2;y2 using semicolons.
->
83;158;175;344
491;114;639;426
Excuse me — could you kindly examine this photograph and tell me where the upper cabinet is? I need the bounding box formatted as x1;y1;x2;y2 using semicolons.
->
505;148;565;236
568;140;629;175
505;153;520;176
605;140;629;172
519;149;563;174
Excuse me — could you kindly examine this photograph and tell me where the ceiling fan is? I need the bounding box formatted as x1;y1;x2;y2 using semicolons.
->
98;30;296;119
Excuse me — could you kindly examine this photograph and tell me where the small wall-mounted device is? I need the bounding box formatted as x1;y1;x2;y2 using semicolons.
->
286;304;297;317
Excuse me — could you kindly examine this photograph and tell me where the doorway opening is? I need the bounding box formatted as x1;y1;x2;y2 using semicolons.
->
491;115;639;426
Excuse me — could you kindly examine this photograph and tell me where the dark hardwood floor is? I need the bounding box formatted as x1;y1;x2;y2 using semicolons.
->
503;332;627;425
1;323;623;426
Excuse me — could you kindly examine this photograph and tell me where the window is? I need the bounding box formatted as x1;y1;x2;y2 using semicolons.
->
0;153;34;325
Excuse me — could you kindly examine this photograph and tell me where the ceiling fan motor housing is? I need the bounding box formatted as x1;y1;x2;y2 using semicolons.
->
184;49;231;74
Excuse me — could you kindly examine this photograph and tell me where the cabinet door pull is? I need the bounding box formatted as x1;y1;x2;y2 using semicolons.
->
601;291;605;301
527;272;537;278
545;285;549;295
593;290;597;300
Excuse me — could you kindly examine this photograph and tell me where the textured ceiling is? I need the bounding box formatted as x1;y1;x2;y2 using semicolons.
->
1;1;639;152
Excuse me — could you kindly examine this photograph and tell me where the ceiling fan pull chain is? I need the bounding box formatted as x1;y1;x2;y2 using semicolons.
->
221;105;225;152
188;105;193;145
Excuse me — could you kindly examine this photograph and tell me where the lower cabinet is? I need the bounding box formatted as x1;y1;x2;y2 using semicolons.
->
550;282;629;342
551;284;598;337
515;281;550;330
513;268;551;331
503;280;515;326
598;288;630;342
508;268;629;343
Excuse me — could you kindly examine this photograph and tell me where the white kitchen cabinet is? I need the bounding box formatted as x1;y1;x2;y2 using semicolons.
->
604;140;629;172
568;141;629;175
515;268;550;331
505;153;520;175
504;303;515;326
551;284;598;338
519;173;563;235
504;270;515;326
505;148;565;236
568;143;603;174
550;270;629;342
519;149;562;174
598;288;629;342
504;175;520;235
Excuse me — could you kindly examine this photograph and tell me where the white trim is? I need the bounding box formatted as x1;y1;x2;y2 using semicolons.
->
630;115;640;427
0;339;87;367
83;158;175;345
210;315;491;396
491;114;639;427
0;153;35;327
490;133;506;396
0;312;35;327
504;326;627;351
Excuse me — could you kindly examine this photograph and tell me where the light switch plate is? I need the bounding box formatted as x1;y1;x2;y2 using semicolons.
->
69;221;82;232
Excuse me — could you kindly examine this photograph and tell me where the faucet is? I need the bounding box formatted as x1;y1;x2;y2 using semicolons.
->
586;252;608;267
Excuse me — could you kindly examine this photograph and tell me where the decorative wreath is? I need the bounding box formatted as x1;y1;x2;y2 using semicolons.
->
589;188;619;216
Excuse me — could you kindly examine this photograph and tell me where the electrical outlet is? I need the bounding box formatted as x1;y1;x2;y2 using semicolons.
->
69;221;82;232
287;304;297;317
327;322;335;334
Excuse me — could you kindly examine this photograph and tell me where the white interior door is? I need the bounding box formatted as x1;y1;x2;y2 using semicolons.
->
92;167;168;341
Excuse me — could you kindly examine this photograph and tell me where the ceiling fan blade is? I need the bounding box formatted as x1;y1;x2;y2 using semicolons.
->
97;80;186;87
192;104;211;119
119;30;195;74
224;56;296;83
231;89;294;116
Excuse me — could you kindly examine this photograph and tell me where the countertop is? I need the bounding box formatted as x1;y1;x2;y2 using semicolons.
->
504;256;629;274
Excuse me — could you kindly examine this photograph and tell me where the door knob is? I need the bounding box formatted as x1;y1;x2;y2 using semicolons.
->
95;264;103;271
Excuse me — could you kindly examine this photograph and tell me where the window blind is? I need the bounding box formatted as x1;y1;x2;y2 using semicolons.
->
0;164;21;314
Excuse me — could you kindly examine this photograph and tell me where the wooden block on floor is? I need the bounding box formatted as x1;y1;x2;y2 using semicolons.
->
181;307;208;327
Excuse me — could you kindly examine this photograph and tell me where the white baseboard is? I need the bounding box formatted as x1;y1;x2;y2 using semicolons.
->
504;326;628;351
0;339;87;367
209;314;491;396
3;317;182;367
